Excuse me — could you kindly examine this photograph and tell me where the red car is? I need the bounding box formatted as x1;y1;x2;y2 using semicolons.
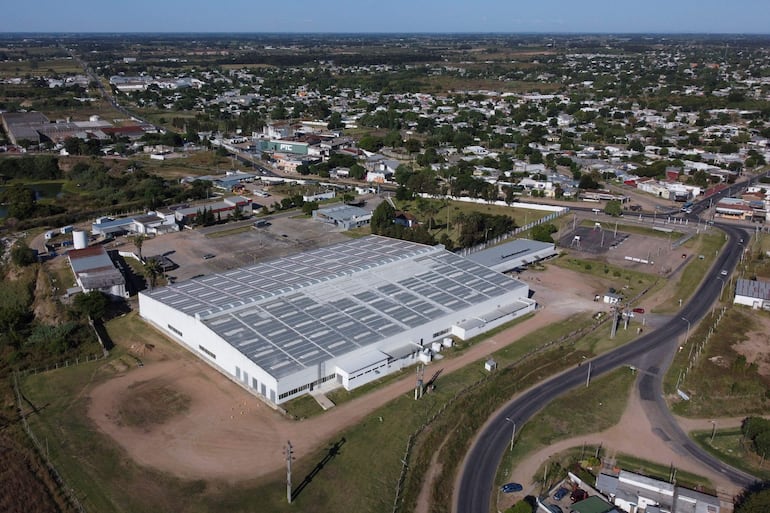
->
632;307;645;314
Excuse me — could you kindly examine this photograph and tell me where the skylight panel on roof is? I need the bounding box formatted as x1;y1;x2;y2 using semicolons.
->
299;350;319;359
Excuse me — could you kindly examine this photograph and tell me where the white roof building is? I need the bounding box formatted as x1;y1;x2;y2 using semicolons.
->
138;236;534;405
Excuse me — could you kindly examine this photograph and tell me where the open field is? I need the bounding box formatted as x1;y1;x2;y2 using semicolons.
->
667;294;770;418
692;428;770;482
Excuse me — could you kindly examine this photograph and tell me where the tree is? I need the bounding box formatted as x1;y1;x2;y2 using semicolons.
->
301;201;319;216
578;173;600;190
2;184;36;219
327;112;344;130
507;500;533;513
531;223;558;243
383;130;402;148
72;291;109;321
604;200;623;217
370;201;395;234
404;138;421;153
735;483;770;513
350;164;366;180
10;241;37;266
144;257;163;290
131;234;147;261
358;134;383;152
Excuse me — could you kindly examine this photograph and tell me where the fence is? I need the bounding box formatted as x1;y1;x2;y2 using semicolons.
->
17;352;108;377
457;209;568;257
676;306;728;391
13;372;88;513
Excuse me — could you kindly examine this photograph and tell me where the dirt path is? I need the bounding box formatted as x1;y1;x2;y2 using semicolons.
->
494;386;745;512
87;266;600;482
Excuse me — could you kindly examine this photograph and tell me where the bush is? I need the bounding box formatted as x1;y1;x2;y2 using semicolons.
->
507;500;533;513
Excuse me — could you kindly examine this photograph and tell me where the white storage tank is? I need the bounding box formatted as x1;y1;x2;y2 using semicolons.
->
418;349;432;364
73;230;88;249
431;341;443;353
442;337;454;348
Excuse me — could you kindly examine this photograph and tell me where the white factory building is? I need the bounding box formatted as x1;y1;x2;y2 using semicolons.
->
138;236;535;406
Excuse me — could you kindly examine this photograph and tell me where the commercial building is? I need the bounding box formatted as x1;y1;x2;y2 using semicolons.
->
91;211;178;237
138;236;534;406
67;246;128;299
595;469;720;513
312;204;372;230
172;196;253;224
255;139;309;155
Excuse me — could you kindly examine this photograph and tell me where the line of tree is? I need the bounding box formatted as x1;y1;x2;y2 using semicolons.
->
741;417;770;459
0;155;62;181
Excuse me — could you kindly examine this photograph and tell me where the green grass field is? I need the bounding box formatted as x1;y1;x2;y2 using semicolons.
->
652;231;724;313
691;428;770;482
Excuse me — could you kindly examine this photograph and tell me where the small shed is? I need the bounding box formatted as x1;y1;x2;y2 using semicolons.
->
484;358;497;372
603;292;622;305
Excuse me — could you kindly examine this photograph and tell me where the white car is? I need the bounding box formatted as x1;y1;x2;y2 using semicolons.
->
720;270;728;276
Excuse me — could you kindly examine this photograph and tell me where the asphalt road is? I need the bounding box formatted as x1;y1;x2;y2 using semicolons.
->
455;222;755;513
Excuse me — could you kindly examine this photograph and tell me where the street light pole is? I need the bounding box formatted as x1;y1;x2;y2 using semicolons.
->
711;420;717;442
681;317;691;345
505;417;516;452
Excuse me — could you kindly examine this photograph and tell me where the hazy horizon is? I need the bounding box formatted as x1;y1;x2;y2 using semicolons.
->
3;0;770;35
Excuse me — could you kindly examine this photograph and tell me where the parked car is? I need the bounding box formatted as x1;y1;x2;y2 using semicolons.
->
500;482;523;493
632;307;645;314
554;487;569;501
202;253;216;260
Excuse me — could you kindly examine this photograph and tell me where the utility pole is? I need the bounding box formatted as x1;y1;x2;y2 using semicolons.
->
286;440;293;504
586;361;592;388
610;307;618;339
505;417;516;452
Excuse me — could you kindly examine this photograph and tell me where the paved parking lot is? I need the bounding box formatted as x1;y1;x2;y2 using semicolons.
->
137;213;353;282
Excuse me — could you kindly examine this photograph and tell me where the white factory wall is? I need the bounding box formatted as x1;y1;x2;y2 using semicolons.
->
139;278;531;405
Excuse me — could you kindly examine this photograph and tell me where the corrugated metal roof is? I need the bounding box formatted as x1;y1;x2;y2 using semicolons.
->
143;235;528;379
735;278;770;300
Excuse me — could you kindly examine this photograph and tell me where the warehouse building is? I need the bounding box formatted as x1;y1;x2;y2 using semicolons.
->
734;278;770;309
312;204;372;230
139;236;534;406
466;239;558;273
67;246;128;299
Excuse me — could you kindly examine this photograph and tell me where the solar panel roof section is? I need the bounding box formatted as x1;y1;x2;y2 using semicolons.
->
146;236;527;378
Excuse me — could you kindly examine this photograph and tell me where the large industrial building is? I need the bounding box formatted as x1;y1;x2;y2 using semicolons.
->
138;235;535;406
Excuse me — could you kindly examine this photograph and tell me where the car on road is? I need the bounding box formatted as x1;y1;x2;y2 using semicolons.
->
500;482;523;493
632;307;645;314
720;269;728;276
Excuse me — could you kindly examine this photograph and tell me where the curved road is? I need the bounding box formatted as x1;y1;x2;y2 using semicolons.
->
456;222;756;513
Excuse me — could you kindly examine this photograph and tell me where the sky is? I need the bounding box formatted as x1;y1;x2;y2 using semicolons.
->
2;0;770;34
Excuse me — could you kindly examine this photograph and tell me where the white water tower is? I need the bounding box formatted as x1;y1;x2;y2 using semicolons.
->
73;230;88;249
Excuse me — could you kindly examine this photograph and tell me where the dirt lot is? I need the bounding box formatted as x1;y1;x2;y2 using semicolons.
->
733;314;770;377
86;264;599;482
